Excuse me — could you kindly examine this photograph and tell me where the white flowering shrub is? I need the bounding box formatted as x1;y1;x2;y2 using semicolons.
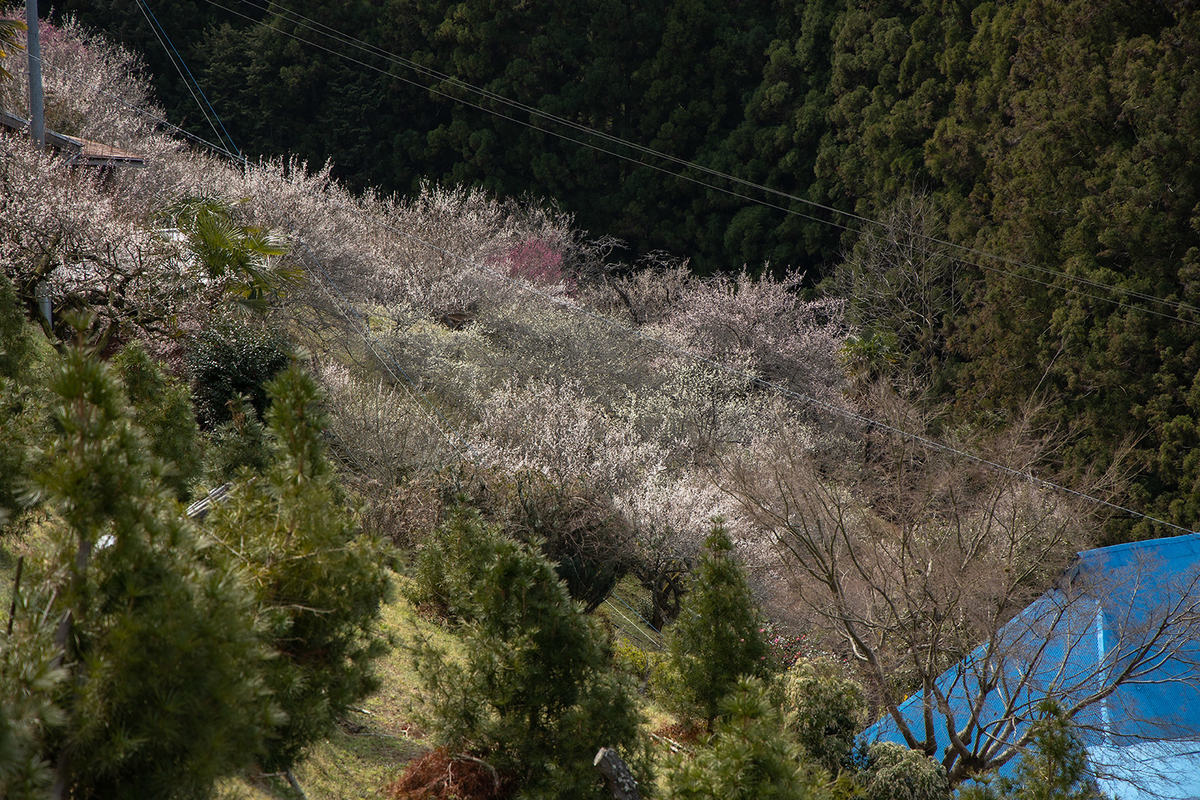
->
652;268;848;404
0;138;196;345
468;378;660;498
623;360;763;469
0;13;161;151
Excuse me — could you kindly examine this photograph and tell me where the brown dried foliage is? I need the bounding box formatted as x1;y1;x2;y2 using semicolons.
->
386;749;513;800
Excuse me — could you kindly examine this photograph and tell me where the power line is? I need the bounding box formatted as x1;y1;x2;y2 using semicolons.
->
134;0;241;156
204;0;1200;326
27;48;243;159
132;0;230;154
604;597;660;648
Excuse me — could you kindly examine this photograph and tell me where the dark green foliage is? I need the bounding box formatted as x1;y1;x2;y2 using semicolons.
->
782;657;867;775
857;743;950;800
204;363;393;771
187;319;291;429
0;385;33;523
659;524;770;728
663;677;834;800
918;1;1200;541
165;197;300;312
25;343;278;799
0;597;65;799
201;393;270;486
113;343;201;500
0;292;52;522
958;702;1107;800
412;504;646;799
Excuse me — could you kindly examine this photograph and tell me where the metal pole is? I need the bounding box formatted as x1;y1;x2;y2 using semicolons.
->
35;280;52;327
25;0;43;148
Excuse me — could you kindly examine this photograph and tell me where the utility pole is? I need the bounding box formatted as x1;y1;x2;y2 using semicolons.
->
26;0;43;147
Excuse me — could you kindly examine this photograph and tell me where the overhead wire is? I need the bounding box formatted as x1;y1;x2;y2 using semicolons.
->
137;0;242;156
205;0;1200;326
23;32;1197;539
132;0;233;154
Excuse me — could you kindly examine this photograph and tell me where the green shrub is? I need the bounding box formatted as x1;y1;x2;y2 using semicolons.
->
187;320;291;429
0;593;65;799
405;502;502;623
663;677;833;800
957;701;1107;800
782;657;868;775
0;271;33;382
19;343;278;798
202;393;270;486
613;637;666;695
858;743;950;800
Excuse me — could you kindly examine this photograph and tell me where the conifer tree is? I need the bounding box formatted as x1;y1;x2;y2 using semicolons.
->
958;701;1108;800
0;599;65;799
203;363;393;770
201;393;269;486
0;271;40;520
21;342;277;799
857;743;951;800
659;523;770;729
411;504;646;799
113;343;202;500
664;677;833;800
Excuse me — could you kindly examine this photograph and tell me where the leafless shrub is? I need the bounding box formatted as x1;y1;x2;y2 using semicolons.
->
468;378;658;498
836;192;963;375
578;252;697;326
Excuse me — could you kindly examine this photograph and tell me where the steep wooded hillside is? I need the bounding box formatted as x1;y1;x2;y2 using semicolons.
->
56;0;1200;540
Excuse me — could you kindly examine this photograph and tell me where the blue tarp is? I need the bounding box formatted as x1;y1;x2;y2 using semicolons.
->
862;533;1200;799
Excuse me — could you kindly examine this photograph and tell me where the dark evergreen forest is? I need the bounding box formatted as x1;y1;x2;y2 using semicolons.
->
63;0;1200;542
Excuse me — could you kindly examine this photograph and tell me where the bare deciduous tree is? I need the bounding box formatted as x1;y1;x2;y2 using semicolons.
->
719;402;1197;786
836;192;962;377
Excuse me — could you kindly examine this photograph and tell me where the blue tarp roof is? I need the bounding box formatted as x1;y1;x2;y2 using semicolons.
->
862;533;1200;799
